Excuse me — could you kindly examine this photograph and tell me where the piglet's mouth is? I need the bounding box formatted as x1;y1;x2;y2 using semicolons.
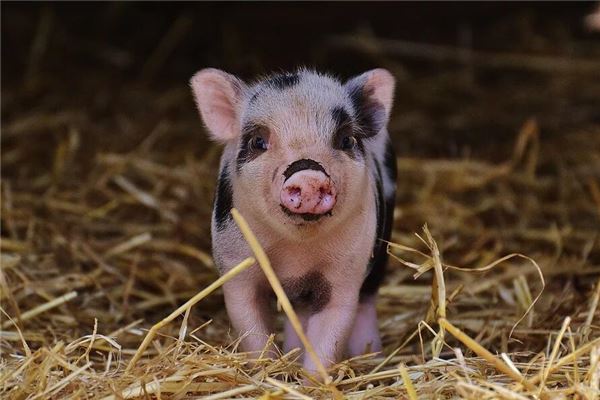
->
280;205;333;222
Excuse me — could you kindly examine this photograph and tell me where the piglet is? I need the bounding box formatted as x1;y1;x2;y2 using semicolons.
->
190;68;397;374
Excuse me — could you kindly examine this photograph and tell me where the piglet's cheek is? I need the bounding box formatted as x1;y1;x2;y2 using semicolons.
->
271;175;286;206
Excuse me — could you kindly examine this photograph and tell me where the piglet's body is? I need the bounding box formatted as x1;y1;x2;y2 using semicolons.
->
190;68;397;374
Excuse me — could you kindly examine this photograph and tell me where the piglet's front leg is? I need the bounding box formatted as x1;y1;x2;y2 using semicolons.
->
302;287;359;375
222;278;275;357
347;295;382;356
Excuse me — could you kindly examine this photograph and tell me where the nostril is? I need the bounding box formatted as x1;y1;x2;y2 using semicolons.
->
284;186;302;208
319;186;331;196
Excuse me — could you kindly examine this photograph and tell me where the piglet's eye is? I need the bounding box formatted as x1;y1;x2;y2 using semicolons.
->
249;136;268;151
341;135;357;150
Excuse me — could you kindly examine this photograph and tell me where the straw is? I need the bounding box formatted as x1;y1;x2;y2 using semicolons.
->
1;291;78;329
126;256;256;372
439;318;539;393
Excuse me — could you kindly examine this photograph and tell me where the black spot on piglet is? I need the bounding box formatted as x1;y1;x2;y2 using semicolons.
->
214;165;233;231
348;84;387;138
360;150;396;301
266;73;300;90
383;139;398;182
331;106;352;130
331;106;366;158
283;159;328;180
281;271;332;313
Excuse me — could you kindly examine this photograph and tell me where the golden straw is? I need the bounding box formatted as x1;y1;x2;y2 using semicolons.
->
439;318;539;393
126;256;256;372
399;363;418;400
1;291;78;329
539;316;571;391
529;337;600;385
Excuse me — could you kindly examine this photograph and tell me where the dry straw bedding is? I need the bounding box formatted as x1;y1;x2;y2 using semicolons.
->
2;73;600;399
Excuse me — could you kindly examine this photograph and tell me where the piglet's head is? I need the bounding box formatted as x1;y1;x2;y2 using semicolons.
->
190;68;395;235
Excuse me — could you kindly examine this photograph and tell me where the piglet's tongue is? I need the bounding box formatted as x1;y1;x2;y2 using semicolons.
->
280;170;336;215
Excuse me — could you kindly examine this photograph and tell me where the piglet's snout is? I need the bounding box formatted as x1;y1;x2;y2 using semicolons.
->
280;170;336;215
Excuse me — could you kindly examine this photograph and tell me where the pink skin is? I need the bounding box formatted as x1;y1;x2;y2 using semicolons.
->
284;296;382;359
280;170;337;215
283;314;307;354
347;296;382;355
302;292;359;374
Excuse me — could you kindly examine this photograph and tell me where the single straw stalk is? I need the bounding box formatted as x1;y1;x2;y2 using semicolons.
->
201;385;258;400
1;290;78;329
539;316;571;392
126;256;256;372
399;363;418;400
581;277;600;342
423;225;446;357
230;208;330;383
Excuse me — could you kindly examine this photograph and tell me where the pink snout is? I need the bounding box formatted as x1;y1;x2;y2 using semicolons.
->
280;170;337;215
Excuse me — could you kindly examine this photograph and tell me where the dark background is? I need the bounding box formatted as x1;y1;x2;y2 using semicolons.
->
3;2;597;78
3;2;599;161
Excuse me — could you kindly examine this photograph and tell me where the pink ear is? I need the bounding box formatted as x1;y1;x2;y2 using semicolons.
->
362;69;395;117
190;68;247;143
345;69;395;136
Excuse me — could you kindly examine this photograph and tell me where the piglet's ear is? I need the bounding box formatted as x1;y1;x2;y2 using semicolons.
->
344;68;395;137
190;68;247;143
